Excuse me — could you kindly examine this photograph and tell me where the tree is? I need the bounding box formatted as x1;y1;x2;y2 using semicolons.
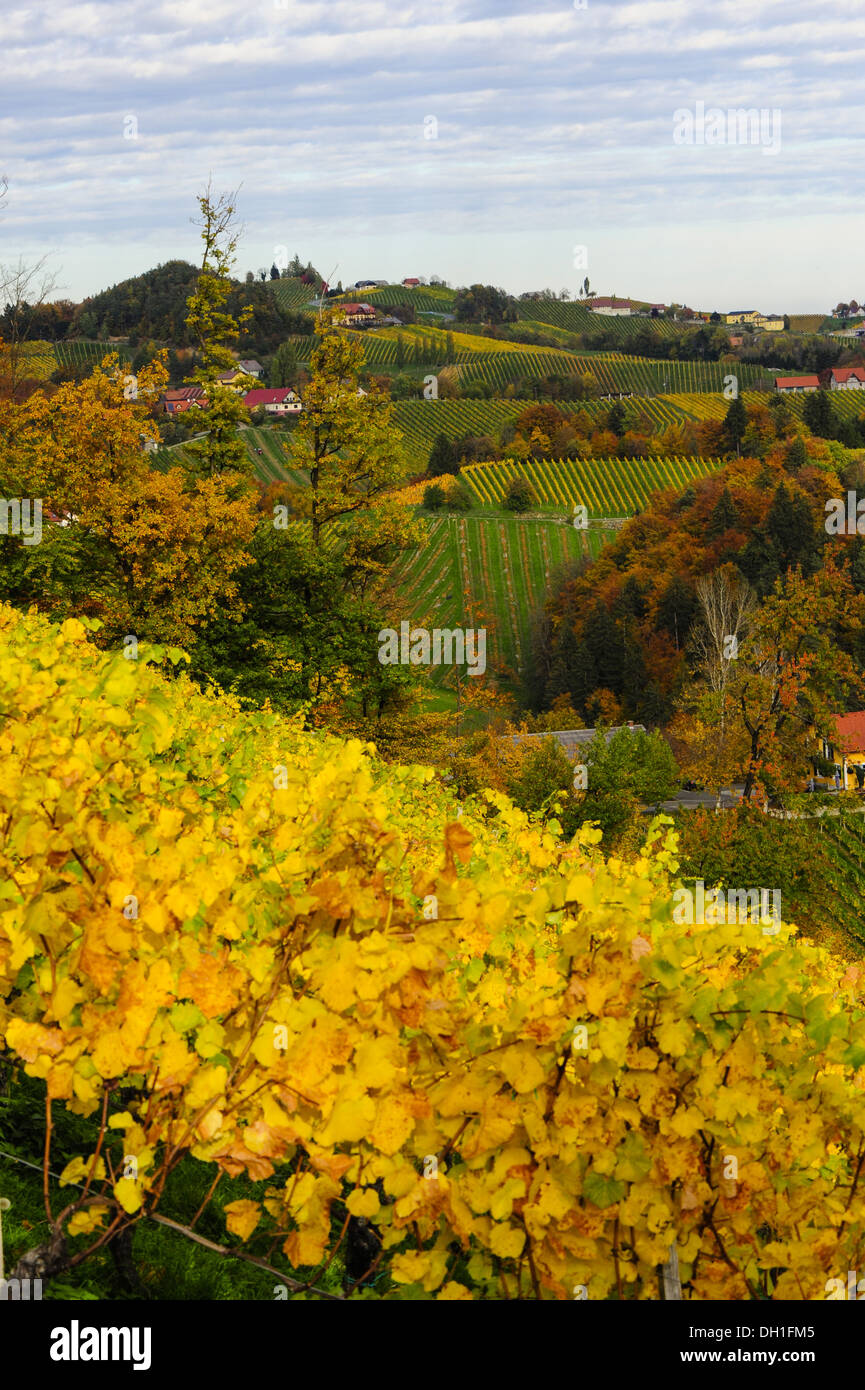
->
708;485;739;536
723;396;747;454
0;254;59;398
270;263;280;280
422;483;446;511
427;433;458;477
607;401;627;438
0;354;257;646
269;340;298;389
285;334;405;547
803;389;836;439
573;725;679;841
503;476;536;512
452;284;517;325
183;185;255;480
784;435;808;472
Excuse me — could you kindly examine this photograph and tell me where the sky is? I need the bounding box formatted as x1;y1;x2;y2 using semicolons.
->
1;0;863;311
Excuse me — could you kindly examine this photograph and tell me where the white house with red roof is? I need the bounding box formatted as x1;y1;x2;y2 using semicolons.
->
243;387;302;414
587;296;634;316
829;366;865;390
339;302;378;327
775;375;820;393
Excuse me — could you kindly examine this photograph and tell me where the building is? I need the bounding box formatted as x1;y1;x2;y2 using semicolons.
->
829;366;865;390
775;375;820;393
215;367;262;391
402;278;421;287
587;297;634;316
820;713;865;789
238;359;264;379
243;387;302;415
756;315;785;331
162;386;206;414
339;302;378;327
354;280;378;290
725;310;762;325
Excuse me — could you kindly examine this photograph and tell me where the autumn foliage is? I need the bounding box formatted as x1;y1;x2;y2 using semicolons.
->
4;604;865;1299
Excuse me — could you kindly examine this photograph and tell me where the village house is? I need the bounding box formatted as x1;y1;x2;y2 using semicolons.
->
402;277;421;287
775;375;820;393
829;366;865;390
339;302;378;328
354;280;378;290
243;387;302;415
587;297;634;316
818;713;865;789
215;367;262;391
238;359;263;379
162;386;206;414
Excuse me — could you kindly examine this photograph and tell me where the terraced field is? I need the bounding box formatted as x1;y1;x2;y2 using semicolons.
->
270;278;318;312
455;352;770;395
389;514;596;681
512;300;695;340
391;397;700;470
461;455;723;515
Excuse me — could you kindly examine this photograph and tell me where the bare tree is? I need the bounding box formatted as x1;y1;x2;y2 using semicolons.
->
690;570;756;808
0;254;59;397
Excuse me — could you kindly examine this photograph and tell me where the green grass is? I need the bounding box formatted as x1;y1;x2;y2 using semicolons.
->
389;513;598;682
0;1070;346;1301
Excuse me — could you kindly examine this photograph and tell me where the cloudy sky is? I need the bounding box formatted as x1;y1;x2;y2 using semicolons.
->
1;0;863;310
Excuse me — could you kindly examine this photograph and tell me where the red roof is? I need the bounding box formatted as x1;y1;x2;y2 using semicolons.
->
832;712;865;754
775;375;819;388
403;278;420;286
341;302;376;314
588;297;632;309
243;388;297;407
163;386;204;401
831;366;865;383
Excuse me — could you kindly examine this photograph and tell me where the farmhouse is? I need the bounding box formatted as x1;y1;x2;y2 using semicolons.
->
339;302;378;327
215;367;262;391
819;712;865;789
402;278;421;287
354;280;378;290
243;387;302;414
829;366;865;390
587;297;634;316
238;359;263;379
162;386;206;414
775;375;819;393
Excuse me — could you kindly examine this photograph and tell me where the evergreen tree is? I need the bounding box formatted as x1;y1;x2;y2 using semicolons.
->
803;389;836;439
607;401;627;437
723;396;747;453
427;434;458;477
785;435;808;472
269;340;298;388
546;620;582;706
708;485;739;536
655;575;696;650
583;601;624;695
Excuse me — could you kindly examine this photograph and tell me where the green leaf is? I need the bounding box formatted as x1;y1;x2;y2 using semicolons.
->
583;1170;626;1209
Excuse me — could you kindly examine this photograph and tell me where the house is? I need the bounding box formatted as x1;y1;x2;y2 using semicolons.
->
402;278;421;287
829;366;865;390
755;315;785;332
243;387;302;415
339;302;378;327
725;310;762;325
508;724;646;758
162;386;206;414
775;375;820;393
587;297;633;316
238;359;263;379
215;367;261;391
820;713;865;789
354;280;378;290
728;335;745;348
633;302;666;317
